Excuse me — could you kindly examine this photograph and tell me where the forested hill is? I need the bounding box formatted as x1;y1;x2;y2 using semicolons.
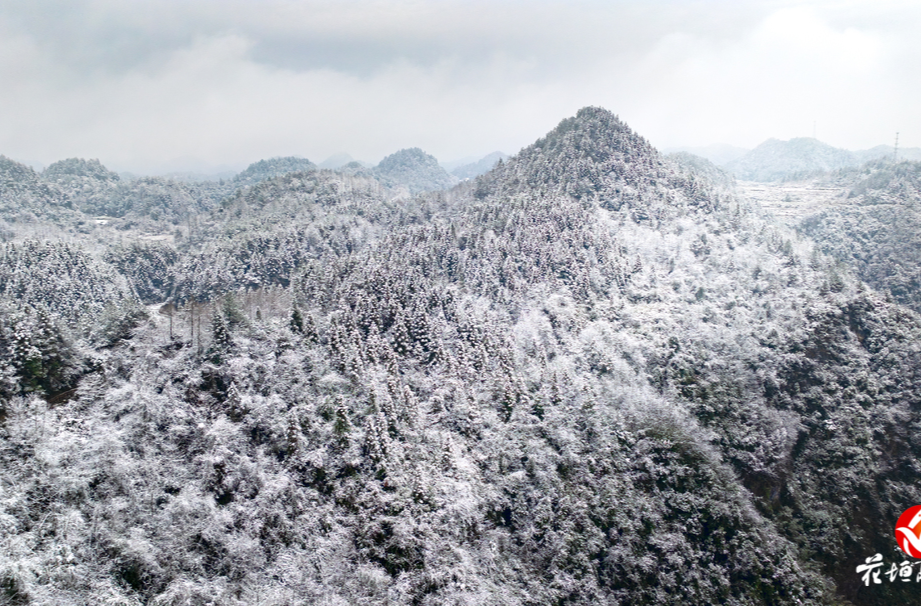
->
666;151;736;189
0;150;461;240
44;158;121;183
0;155;82;225
233;157;318;187
799;159;921;312
0;155;232;235
373;147;457;195
1;107;920;605
474;107;724;214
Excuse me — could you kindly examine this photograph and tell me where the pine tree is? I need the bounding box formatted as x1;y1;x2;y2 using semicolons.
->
220;293;246;328
210;309;232;360
290;304;304;334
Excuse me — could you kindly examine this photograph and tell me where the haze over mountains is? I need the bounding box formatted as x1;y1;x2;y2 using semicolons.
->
0;148;506;226
1;108;921;606
663;143;750;167
10;147;509;194
726;139;921;182
449;152;509;180
23;130;912;189
669;138;921;183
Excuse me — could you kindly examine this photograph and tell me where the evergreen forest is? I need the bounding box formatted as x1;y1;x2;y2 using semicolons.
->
2;107;921;605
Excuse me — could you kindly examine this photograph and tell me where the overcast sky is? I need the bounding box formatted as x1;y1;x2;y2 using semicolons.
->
0;0;918;174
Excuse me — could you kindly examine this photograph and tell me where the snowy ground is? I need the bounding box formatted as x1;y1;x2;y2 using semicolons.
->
736;180;848;224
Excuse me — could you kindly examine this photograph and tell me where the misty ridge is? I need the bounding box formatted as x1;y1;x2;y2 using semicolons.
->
1;107;921;606
670;137;921;183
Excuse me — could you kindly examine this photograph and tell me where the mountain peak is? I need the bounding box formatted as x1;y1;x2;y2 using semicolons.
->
727;138;856;181
532;106;652;162
318;153;357;170
43;158;119;182
475;106;671;205
234;156;316;185
376;147;438;172
0;155;41;189
374;148;455;194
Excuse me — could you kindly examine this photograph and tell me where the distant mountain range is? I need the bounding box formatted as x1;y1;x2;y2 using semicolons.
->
318;153;361;170
450;151;508;180
673;138;921;182
5;149;508;202
725;138;921;181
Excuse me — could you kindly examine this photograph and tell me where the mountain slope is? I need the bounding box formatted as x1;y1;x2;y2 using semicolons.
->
1;108;920;605
799;160;921;312
0;155;81;224
665;143;749;166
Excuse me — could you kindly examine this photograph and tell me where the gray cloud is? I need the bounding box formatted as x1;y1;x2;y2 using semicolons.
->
5;1;758;77
0;0;918;174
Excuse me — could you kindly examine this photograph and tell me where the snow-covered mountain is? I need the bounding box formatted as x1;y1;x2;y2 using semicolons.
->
372;147;457;195
233;157;317;186
725;137;921;182
799;159;921;312
0;108;919;605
